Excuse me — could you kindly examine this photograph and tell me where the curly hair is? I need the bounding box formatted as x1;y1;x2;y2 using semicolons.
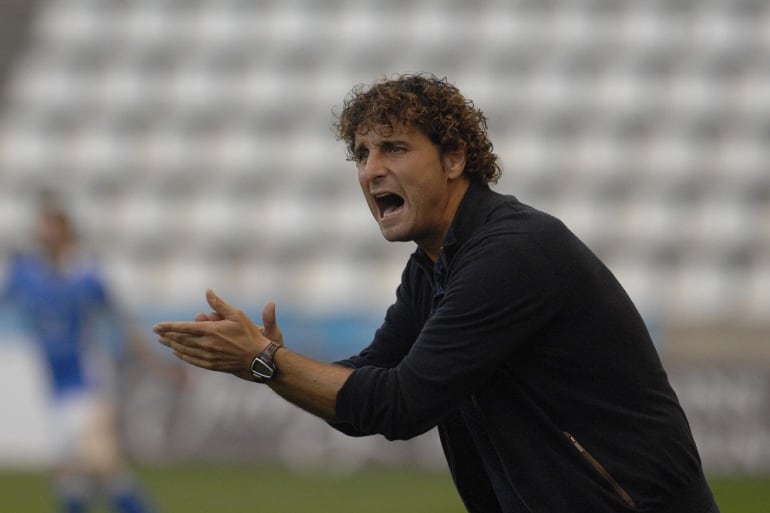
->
334;73;501;184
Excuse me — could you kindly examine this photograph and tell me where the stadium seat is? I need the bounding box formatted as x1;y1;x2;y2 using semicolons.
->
0;0;767;327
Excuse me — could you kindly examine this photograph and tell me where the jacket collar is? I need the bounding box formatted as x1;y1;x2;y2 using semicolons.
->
414;180;498;266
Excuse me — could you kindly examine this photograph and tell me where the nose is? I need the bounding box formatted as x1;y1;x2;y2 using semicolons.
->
358;150;387;183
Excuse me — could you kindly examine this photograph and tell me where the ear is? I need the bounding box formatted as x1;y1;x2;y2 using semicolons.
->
442;141;467;180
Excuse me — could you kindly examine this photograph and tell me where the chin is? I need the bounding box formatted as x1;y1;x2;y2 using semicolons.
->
379;226;411;243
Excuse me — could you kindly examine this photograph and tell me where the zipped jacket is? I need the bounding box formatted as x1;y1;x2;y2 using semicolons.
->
332;181;717;513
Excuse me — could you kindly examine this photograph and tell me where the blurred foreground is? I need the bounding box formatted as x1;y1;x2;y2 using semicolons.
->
2;464;769;513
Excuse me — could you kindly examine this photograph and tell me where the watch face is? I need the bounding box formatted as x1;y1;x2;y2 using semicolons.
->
251;357;275;380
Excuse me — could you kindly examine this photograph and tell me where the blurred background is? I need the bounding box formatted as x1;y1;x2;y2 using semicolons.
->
0;0;769;510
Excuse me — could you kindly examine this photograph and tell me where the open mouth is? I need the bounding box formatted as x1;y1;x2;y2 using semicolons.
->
374;193;405;219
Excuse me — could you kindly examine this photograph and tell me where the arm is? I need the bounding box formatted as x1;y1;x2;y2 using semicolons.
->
337;234;565;440
88;270;163;369
154;263;422;424
155;234;561;439
269;349;352;422
0;254;22;306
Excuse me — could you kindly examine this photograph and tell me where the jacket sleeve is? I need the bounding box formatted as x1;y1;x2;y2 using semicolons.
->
328;263;422;436
335;232;565;440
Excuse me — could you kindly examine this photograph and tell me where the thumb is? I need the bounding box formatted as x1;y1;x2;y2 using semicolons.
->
261;301;283;343
206;289;238;319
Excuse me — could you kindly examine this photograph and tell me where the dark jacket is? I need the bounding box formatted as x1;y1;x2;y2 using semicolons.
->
333;182;716;513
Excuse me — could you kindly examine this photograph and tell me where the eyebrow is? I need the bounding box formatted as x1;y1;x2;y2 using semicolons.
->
354;138;410;154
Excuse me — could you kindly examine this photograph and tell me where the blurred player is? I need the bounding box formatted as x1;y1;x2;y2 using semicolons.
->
155;74;720;512
0;193;157;513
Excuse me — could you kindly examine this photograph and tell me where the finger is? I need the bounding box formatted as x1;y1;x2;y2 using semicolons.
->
207;311;225;321
161;335;216;369
193;311;225;322
171;343;212;362
173;350;215;371
207;289;265;343
261;301;282;341
153;321;209;335
156;332;210;355
262;301;276;332
157;333;195;351
206;289;241;320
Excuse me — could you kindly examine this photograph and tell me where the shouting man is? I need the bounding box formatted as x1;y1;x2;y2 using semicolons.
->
155;74;719;513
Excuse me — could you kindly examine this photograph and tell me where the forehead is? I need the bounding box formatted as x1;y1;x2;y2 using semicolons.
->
354;122;428;147
40;210;68;226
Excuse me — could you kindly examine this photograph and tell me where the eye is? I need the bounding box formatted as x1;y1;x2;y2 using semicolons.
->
383;143;405;154
354;149;369;164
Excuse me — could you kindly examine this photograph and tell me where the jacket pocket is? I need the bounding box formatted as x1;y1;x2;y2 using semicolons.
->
563;432;636;509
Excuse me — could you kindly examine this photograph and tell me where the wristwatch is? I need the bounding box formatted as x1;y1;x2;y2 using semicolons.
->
250;342;281;383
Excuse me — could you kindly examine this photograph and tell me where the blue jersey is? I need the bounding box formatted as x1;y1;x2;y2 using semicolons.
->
1;252;112;396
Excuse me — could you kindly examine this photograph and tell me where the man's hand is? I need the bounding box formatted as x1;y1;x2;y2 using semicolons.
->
153;289;281;382
156;288;351;421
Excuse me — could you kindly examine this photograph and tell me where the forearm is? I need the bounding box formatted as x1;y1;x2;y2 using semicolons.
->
268;348;354;422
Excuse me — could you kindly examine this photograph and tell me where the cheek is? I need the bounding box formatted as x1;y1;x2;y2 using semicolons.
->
357;176;371;201
411;179;444;209
358;190;378;218
357;169;367;190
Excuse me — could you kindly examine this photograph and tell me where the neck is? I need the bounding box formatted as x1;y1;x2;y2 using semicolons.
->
43;243;73;267
418;178;470;262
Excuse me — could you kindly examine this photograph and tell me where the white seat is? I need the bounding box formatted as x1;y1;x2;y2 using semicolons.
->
154;255;214;308
0;0;766;337
549;195;621;253
743;257;770;324
683;194;755;258
665;259;741;323
31;0;112;49
689;3;752;57
636;128;703;195
0;191;33;250
0;121;56;183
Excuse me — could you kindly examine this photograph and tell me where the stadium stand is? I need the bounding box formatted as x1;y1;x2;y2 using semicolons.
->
0;0;768;358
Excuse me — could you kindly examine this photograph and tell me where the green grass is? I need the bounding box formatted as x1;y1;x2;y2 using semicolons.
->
1;464;768;512
708;475;770;513
0;464;465;513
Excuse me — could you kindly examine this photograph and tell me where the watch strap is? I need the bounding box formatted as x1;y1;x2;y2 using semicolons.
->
261;341;281;364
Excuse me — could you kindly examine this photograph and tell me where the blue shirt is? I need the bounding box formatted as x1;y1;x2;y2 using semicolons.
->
1;252;111;396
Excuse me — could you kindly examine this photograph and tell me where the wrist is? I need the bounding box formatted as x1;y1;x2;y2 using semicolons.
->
250;341;282;383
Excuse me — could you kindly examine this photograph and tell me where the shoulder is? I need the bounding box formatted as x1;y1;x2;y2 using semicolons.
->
467;194;574;259
487;193;567;233
5;252;41;275
67;250;102;276
449;195;587;293
67;252;109;291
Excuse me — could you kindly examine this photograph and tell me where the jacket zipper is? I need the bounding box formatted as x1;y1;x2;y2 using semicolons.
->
563;432;636;509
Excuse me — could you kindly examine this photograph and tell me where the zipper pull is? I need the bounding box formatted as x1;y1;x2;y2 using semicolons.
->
438;246;447;267
564;432;586;454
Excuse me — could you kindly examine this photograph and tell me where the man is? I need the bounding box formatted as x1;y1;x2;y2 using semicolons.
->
154;74;720;512
1;195;158;513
